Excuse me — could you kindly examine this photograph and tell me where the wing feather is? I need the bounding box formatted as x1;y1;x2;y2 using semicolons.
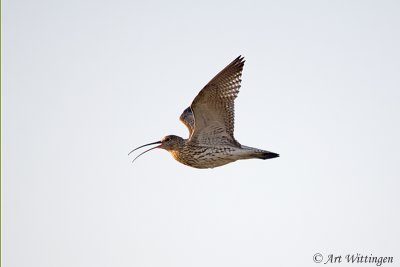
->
188;56;245;146
179;107;194;136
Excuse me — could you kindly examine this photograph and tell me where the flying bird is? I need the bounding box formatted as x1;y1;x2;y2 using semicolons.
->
129;56;279;168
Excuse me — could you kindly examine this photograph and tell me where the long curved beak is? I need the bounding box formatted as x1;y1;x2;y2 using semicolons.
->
128;141;162;163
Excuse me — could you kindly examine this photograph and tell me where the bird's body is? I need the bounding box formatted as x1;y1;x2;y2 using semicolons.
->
129;56;279;168
158;135;276;169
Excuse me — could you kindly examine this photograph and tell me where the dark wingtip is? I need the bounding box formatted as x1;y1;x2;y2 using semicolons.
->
232;55;245;66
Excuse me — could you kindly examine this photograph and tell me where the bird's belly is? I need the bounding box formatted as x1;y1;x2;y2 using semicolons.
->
170;147;239;169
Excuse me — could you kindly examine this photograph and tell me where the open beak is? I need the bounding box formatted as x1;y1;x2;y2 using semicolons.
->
128;141;162;163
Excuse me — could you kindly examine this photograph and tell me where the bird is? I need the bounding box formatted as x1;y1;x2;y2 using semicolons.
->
129;56;279;169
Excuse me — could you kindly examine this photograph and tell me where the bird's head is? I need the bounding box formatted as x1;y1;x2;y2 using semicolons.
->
159;135;185;150
128;135;184;163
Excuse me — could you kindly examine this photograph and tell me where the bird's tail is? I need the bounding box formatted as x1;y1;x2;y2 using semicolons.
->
255;151;280;160
242;146;279;160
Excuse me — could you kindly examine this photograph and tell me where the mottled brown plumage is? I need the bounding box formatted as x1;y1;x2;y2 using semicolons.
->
129;56;279;168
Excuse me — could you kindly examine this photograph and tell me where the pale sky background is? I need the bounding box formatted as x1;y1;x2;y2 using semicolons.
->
3;0;400;266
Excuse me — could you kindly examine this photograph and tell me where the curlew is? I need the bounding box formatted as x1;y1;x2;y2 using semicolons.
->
129;56;279;169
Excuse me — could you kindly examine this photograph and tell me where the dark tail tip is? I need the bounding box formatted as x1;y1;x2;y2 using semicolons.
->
258;152;279;160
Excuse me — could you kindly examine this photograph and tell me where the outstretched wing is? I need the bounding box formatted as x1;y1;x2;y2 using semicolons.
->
188;56;244;146
179;106;194;136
